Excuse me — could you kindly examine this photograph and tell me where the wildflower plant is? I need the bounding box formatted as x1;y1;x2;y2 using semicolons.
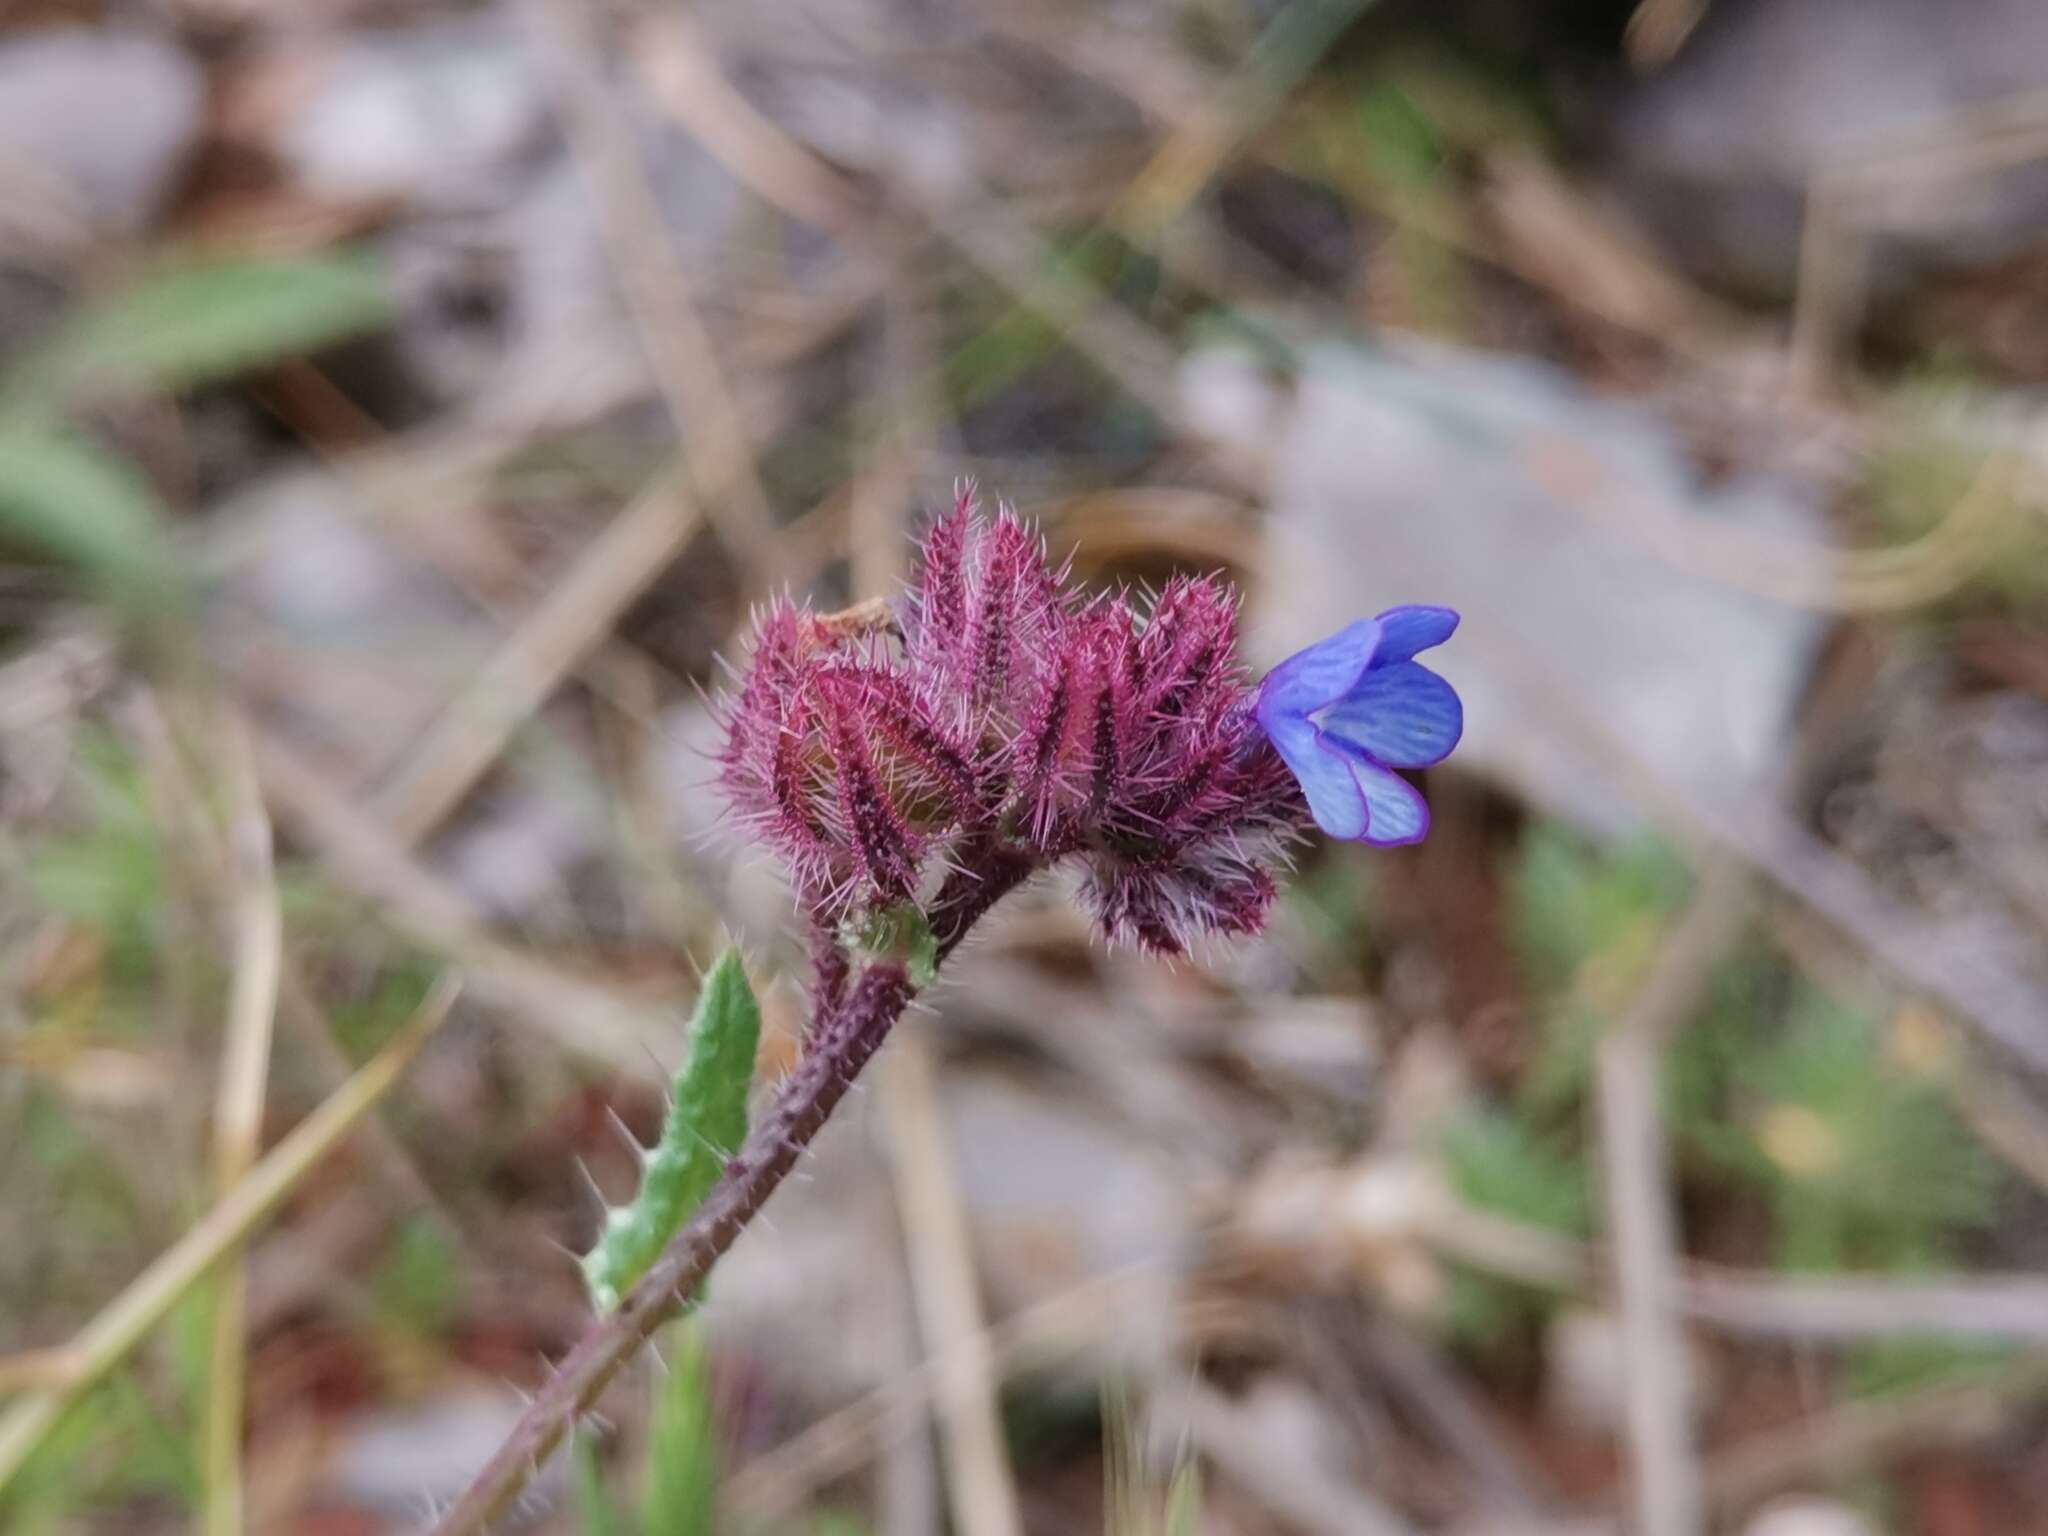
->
428;489;1463;1532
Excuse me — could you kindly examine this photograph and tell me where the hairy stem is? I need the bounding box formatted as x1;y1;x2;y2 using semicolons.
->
808;911;851;1020
427;960;916;1535
930;839;1034;961
428;839;1037;1534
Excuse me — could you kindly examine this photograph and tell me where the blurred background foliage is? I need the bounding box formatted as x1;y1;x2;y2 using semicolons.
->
3;0;2048;1533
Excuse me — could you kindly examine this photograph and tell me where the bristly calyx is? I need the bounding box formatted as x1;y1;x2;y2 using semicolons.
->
717;486;1310;955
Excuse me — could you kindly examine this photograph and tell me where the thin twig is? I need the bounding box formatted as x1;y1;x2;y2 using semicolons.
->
1518;423;2025;615
0;978;460;1490
1623;0;1711;68
880;1030;1026;1536
1364;1319;1553;1518
270;963;463;1238
1176;1381;1422;1536
1679;1269;2048;1340
1954;1064;2048;1198
724;1268;1147;1523
875;1194;943;1536
1594;861;1748;1536
1544;1355;2048;1535
1701;1353;2048;1517
1106;0;1384;243
200;710;283;1536
1792;92;2048;393
1420;1197;2048;1341
628;10;863;231
907;185;1186;425
522;0;778;575
0;1349;80;1397
366;467;702;844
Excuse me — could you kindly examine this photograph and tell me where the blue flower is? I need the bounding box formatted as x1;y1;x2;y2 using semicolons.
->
1254;607;1463;846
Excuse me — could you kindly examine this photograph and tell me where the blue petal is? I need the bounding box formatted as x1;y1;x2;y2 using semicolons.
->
1318;661;1463;768
1373;605;1459;664
1265;713;1367;839
1351;757;1431;846
1256;619;1383;719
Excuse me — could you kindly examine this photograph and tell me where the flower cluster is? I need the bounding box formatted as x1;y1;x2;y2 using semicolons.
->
718;490;1307;953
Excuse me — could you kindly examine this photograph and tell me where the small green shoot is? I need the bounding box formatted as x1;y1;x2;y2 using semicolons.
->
641;1323;719;1536
1104;1380;1202;1536
571;1323;721;1536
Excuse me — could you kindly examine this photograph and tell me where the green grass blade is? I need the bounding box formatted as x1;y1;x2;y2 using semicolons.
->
4;252;390;409
641;1324;718;1536
571;1429;630;1536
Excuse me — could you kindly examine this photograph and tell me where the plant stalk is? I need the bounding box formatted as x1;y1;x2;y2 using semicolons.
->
426;960;916;1535
428;852;1034;1534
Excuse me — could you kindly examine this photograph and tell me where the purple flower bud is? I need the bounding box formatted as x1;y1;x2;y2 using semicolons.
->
1253;608;1463;846
904;490;1067;740
824;689;922;902
721;489;1435;954
718;607;840;900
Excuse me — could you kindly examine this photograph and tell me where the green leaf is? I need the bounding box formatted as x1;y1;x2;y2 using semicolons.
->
0;425;185;608
582;949;761;1313
7;252;390;407
642;1323;719;1536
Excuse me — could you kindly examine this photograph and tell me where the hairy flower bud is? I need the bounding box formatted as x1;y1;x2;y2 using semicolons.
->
718;487;1329;951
